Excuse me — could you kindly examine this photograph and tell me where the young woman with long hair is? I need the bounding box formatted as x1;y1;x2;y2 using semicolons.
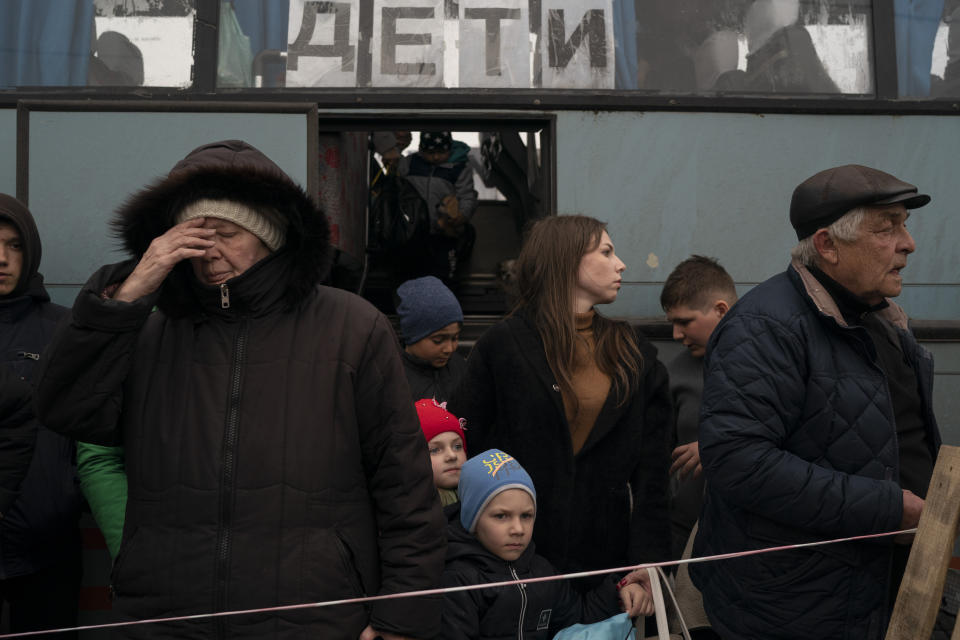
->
449;215;672;597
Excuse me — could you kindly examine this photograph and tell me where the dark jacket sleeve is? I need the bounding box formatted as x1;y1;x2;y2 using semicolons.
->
440;565;484;640
34;261;159;445
550;572;622;630
354;312;446;638
629;346;673;564
454;163;478;219
699;313;902;537
0;368;39;516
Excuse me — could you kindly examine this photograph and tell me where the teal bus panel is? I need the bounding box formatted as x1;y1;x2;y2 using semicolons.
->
556;111;960;321
0;109;15;195
27;111;309;307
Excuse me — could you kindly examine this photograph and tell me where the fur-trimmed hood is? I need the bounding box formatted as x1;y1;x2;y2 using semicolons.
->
111;140;330;316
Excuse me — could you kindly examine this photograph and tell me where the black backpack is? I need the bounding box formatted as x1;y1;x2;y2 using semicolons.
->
370;171;429;250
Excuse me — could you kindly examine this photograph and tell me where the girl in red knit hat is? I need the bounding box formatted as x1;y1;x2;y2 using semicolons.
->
415;398;467;507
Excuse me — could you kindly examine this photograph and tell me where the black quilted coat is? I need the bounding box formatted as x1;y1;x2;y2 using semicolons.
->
35;141;445;639
691;261;941;640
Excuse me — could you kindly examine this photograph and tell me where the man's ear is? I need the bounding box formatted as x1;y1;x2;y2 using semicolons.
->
812;228;839;265
713;299;731;318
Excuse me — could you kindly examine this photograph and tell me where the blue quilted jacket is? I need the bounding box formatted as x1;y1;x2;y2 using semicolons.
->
690;261;940;640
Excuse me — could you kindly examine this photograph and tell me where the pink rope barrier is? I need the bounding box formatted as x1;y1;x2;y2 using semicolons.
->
0;527;917;638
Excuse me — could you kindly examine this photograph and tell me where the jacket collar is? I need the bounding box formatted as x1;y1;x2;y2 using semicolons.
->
807;264;888;325
790;258;909;331
190;251;291;319
0;273;49;322
402;349;437;372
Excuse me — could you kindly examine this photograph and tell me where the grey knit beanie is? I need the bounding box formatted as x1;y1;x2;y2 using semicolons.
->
176;198;286;251
396;276;464;344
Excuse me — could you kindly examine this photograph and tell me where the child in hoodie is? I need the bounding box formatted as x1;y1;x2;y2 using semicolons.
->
441;450;652;639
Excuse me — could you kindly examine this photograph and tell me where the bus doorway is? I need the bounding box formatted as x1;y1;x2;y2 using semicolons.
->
318;117;554;320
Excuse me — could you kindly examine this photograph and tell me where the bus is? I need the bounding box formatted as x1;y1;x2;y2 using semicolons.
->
2;0;958;633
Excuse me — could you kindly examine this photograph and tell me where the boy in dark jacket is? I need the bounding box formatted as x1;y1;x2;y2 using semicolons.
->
397;276;467;402
0;194;83;638
442;449;651;639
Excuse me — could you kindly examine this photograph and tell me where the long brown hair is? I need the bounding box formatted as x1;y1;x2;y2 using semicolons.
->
513;215;643;407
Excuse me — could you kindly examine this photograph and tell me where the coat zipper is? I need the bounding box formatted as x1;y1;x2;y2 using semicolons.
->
220;283;230;309
510;565;526;640
214;315;247;639
16;351;39;360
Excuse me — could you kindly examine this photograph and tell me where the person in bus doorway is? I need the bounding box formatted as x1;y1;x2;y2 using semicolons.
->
396;275;467;403
0;194;84;639
448;215;672;600
33;140;445;640
396;131;478;284
687;165;941;639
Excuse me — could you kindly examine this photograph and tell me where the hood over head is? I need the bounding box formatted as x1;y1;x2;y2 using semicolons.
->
0;193;46;300
111;140;331;315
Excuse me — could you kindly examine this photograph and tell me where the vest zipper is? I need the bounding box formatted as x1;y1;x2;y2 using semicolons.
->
510;565;527;640
214;317;248;639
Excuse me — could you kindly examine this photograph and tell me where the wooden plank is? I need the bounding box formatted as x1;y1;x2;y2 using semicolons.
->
886;445;960;640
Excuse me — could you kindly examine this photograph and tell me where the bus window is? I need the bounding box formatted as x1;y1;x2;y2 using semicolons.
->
0;0;194;89
914;0;959;97
222;0;873;96
629;0;873;94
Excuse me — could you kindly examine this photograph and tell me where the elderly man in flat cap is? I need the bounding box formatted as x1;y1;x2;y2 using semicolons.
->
688;165;942;639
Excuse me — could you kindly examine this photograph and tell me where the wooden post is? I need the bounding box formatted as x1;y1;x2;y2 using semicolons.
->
886;445;960;640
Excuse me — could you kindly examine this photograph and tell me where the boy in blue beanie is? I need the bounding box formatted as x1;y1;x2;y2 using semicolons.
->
396;276;466;402
442;450;652;639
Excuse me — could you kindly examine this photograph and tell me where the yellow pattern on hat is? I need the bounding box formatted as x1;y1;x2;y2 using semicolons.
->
176;199;285;251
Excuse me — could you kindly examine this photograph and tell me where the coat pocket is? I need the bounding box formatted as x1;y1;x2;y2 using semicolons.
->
743;515;862;591
300;526;367;602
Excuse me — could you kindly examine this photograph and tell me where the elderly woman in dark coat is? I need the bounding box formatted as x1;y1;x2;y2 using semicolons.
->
35;140;444;640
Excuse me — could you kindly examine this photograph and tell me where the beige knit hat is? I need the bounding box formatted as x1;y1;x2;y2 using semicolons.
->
175;199;286;251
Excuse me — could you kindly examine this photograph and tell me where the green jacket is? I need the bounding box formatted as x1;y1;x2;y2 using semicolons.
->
76;442;127;559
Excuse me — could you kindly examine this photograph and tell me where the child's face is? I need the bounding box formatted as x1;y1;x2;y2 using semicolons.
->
421;148;451;165
428;431;466;490
475;489;535;562
405;322;460;368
